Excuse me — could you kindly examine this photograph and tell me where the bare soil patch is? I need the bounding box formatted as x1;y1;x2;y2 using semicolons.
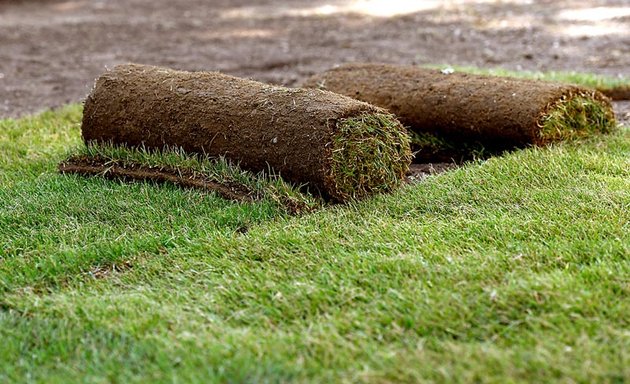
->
407;163;459;181
0;0;628;119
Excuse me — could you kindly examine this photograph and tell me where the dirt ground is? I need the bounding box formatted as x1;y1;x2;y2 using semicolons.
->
0;0;628;123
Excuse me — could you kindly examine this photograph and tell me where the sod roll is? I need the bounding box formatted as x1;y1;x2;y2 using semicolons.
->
602;85;630;101
304;63;616;147
81;64;411;202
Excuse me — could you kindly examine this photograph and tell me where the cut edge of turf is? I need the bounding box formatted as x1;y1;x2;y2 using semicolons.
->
59;155;257;203
328;112;412;202
537;90;617;144
60;143;324;215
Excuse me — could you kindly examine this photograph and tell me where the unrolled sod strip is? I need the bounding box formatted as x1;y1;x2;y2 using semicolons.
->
80;64;411;202
304;63;616;148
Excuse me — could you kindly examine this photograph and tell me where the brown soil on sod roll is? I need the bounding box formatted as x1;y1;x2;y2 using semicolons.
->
304;63;616;148
600;85;630;101
81;64;411;202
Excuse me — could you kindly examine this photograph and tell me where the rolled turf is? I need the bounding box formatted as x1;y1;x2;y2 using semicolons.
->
602;85;630;101
303;63;617;149
80;64;411;202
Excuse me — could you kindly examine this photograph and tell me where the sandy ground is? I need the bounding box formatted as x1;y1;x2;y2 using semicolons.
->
0;0;628;122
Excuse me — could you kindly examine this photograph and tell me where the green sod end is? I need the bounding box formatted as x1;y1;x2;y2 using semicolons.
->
329;113;412;201
538;91;617;144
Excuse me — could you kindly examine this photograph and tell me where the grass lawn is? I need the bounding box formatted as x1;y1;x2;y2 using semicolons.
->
0;104;629;383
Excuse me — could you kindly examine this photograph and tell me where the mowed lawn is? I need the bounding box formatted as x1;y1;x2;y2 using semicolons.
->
0;105;628;383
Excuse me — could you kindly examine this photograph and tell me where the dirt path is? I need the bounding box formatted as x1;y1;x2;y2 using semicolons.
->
1;0;628;119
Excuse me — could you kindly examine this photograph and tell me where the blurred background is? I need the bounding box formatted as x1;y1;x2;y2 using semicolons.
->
1;0;628;118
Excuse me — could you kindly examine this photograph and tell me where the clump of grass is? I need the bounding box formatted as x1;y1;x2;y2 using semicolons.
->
66;143;323;214
329;113;412;201
538;91;617;143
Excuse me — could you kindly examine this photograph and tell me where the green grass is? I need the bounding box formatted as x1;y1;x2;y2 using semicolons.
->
428;64;630;97
1;104;629;383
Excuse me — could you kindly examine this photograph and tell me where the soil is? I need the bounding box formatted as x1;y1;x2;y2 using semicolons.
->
0;0;628;122
602;86;630;101
407;163;459;182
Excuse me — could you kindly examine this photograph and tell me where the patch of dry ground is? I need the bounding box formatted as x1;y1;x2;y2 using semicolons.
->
0;0;628;119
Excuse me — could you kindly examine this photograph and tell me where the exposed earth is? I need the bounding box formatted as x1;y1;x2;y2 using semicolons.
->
0;0;629;123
